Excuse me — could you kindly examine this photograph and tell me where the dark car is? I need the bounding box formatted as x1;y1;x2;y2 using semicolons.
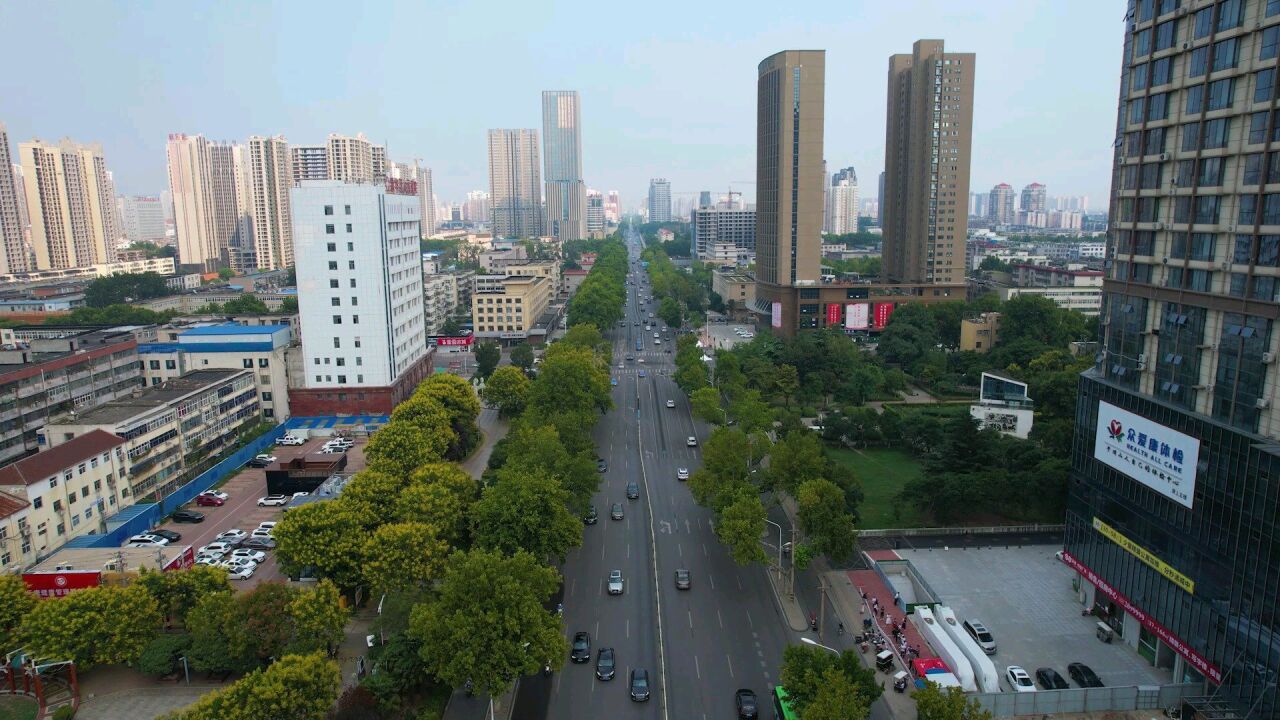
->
584;506;598;525
595;647;616;681
241;536;277;550
149;528;182;542
570;632;591;663
629;669;650;702
611;503;624;520
1067;662;1104;688
675;569;691;590
195;494;225;507
1035;667;1069;690
626;481;639;499
171;510;205;523
597;459;608;473
736;689;759;719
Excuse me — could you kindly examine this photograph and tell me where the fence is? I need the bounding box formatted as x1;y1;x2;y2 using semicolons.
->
971;682;1200;717
858;524;1065;538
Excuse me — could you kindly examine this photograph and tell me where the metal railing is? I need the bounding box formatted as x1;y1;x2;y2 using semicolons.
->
969;682;1201;717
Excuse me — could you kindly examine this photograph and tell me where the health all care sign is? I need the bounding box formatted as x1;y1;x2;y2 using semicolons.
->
1094;401;1200;509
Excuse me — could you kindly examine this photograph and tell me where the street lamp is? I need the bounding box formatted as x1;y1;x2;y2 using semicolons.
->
801;637;840;656
763;519;784;574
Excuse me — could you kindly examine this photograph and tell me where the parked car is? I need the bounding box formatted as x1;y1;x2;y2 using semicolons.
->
629;669;650;702
199;541;234;555
584;506;598;525
247;454;276;468
258;495;289;507
215;529;248;544
595;647;616;681
1006;666;1036;693
198;490;229;502
171;510;205;523
570;632;591;663
736;689;759;719
963;619;997;655
626;481;639;499
125;534;169;547
257;521;277;532
608;570;624;595
1035;667;1069;690
674;569;691;590
686;436;698;447
610;503;624;521
241;536;277;550
230;549;266;564
676;468;689;481
276;435;306;446
1068;663;1104;688
148;528;181;543
249;527;274;540
226;564;255;580
195;494;225;507
194;556;222;567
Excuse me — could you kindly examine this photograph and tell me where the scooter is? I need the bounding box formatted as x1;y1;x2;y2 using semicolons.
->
544;661;552;676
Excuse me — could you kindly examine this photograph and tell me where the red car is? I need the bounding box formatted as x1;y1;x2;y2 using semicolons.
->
195;494;225;507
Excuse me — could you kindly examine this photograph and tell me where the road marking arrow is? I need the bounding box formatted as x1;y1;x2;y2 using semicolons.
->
659;520;672;534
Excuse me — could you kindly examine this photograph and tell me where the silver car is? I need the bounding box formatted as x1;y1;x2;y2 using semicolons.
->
964;619;997;655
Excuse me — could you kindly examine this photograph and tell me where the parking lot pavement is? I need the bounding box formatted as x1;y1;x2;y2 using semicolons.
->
702;321;758;352
151;436;366;589
899;545;1171;690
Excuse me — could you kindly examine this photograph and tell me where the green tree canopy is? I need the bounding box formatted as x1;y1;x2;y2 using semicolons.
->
413;373;483;459
914;683;994;720
162;653;340;720
480;365;532;418
365;419;451;479
509;343;535;371
0;575;35;650
20;584;162;668
85;272;173;307
470;468;583;562
364;522;451;592
474;342;501;381
287;580;348;656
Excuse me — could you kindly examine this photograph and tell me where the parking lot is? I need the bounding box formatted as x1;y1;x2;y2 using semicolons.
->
899;545;1171;690
702;320;757;352
150;435;367;589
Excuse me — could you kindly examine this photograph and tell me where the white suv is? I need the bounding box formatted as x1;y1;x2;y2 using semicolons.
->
276;435;306;446
125;534;170;547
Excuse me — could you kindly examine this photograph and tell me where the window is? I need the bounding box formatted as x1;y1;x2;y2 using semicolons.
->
1152;57;1173;86
1191;233;1216;261
1256;69;1276;104
32;497;41;509
1182;121;1200;151
1188;46;1209;78
352;315;360;324
1245;153;1264;185
348;261;355;270
1261;235;1280;265
337;375;347;384
331;297;340;306
148;360;160;370
1265;193;1280;224
1130;97;1146;126
1123;165;1140;190
1139;0;1155;22
324;205;333;215
258;358;269;368
328;261;338;271
1144;127;1167;155
1271;0;1280;17
1262;25;1280;60
242;358;253;369
1140;162;1163;189
350;279;357;288
351;297;358;306
325;224;335;234
1133;28;1152;59
347;242;353;251
1175;159;1195;186
1158;0;1179;14
1126;131;1143;157
1137;197;1161;222
332;315;342;324
1131;62;1149;91
1193;6;1213;39
1199;156;1225;185
1212;38;1239;71
346;224;353;232
1147;92;1169;120
330;279;339;288
1204;117;1230;148
1154;19;1177;51
1216;0;1243;31
327;242;336;252
262;391;273;401
165;359;176;370
1241;194;1259;224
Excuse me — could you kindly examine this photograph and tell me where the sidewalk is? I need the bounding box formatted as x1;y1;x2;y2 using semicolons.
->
825;571;920;720
462;407;509;479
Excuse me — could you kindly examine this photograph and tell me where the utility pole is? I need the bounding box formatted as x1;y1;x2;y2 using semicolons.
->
789;525;798;598
818;575;827;642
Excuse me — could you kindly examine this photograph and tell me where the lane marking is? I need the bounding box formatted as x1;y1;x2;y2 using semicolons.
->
634;363;670;720
694;655;701;680
703;543;709;557
708;574;715;590
746;609;754;628
626;619;630;639
677;543;682;558
688;610;693;629
727;655;734;678
717;609;723;629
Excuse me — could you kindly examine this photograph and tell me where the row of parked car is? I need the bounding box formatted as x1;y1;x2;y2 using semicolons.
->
192;521;277;579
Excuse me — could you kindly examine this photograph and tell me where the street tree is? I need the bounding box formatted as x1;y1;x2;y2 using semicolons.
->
796;478;858;563
84;272;172;307
273;501;368;592
19;584;161;668
0;574;35;649
185;592;242;674
363;522;450;592
914;683;994;720
781;644;882;716
561;324;609;356
402;463;479;546
657;296;683;328
135;565;231;626
474;341;501;381
409;549;566;698
509;343;535;372
287;580;348;656
527;345;612;418
768;430;828;495
496;423;598;512
773;364;800;407
470;468;583;562
480;366;531;418
413;373;482;459
690;386;726;425
337;470;406;528
716;487;768;565
365;420;451;479
162;653;340;720
228;583;296;667
728;390;774;434
805;667;871;720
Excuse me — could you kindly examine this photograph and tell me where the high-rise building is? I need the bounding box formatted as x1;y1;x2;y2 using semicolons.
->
648;178;671;223
117;196;167;244
417;163;435;237
464;190;491;225
881;39;974;286
968;191;989;218
699;190;713;209
20;138;120;270
821;160;831;233
291;145;328;184
1020;182;1046;212
988;182;1015;225
245;135;294;271
370;144;387;183
0;124;29;273
166;134;244;272
606;190;621;223
827;166;859;234
586;190;605;235
877;171;885;225
487;129;543;239
1063;4;1280;716
289;180;429;415
326;133;375;184
754;49;825;331
692;205;756;265
542;90;587;242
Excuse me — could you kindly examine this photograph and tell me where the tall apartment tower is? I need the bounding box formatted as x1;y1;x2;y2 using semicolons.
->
0;124;30;273
647;178;672;222
1063;4;1280;717
246;135;294;270
417;162;436;237
828;166;860;234
542;90;587;242
166;134;244;272
117;196;167;244
606;190;621;223
20;138;120;270
1020;182;1047;212
881;39;974;286
754;49;825;332
291;145;328;184
586;190;605;235
326;133;375;183
987;182;1015;224
487;129;543;239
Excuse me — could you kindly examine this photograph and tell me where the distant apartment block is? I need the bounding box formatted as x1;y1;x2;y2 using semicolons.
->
0;124;30;274
117;196;168;244
692;205;756;265
648;179;672;223
291;145;328;184
988;183;1015;225
471;274;554;342
20;138;120;270
137;323;292;420
959;311;1001;352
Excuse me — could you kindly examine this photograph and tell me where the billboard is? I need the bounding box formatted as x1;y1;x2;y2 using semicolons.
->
770;302;782;329
872;302;896;329
825;304;841;326
23;570;102;599
1093;400;1199;508
845;303;869;330
163;546;196;571
431;335;474;347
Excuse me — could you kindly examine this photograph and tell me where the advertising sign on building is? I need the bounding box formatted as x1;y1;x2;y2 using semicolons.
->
845;303;869;330
825;304;841;326
872;302;896;329
22;570;102;599
433;335;475;347
771;302;782;329
1093;401;1200;509
162;546;196;572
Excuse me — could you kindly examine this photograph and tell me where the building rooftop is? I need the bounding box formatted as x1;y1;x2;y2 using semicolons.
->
1011;263;1103;277
27;545;190;574
0;492;29;519
0;430;126;486
179;323;288;337
65;369;248;425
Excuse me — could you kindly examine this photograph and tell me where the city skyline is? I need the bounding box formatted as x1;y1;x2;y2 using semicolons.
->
0;1;1121;213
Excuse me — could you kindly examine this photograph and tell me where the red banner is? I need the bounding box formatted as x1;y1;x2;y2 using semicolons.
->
873;303;896;329
385;178;418;196
23;571;102;599
1061;550;1222;684
163;546;195;571
825;304;841;326
434;335;474;347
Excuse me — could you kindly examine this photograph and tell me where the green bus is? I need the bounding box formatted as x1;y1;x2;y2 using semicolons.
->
772;685;799;720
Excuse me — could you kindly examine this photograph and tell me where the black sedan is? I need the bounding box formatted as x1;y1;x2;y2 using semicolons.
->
148;528;182;542
626;481;639;499
570;632;590;663
1067;662;1104;688
736;689;758;719
674;569;691;590
597;458;608;473
171;510;205;523
1035;667;1069;690
629;669;650;702
584;506;598;525
595;647;615;681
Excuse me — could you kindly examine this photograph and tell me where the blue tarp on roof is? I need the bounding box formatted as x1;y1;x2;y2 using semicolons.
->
180;323;288;336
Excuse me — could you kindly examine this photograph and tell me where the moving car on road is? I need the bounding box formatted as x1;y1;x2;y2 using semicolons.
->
610;503;624;520
595;648;615;680
626;481;639;499
736;689;759;719
686;436;698;447
570;632;591;663
677;468;689;480
674;569;691;590
666;399;675;408
584;506;598;525
608;570;624;595
629;669;650;702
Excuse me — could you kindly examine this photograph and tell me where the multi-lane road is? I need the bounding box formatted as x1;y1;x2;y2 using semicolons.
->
544;229;797;720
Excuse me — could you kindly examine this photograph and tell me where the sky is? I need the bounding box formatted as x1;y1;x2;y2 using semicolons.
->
0;0;1123;212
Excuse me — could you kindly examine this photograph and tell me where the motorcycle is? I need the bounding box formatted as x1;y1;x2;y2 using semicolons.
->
544;662;552;677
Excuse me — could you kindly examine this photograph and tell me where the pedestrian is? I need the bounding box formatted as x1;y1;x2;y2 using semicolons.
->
894;591;901;607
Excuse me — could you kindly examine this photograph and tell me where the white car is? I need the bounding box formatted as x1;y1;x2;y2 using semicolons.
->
686;436;698;447
197;490;229;502
222;555;258;570
194;555;223;566
230;549;266;564
608;570;624;595
666;400;675;408
250;527;274;540
276;435;306;446
324;438;354;449
677;468;689;481
227;564;255;580
256;521;277;532
1006;666;1036;693
125;534;170;547
654;339;661;345
215;529;247;544
258;495;289;507
200;541;234;555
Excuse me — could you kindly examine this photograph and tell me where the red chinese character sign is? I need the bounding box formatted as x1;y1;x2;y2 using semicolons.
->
22;571;102;599
825;304;841;326
872;302;896;330
434;335;474;347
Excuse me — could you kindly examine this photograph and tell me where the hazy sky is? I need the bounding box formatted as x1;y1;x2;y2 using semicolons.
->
0;0;1122;211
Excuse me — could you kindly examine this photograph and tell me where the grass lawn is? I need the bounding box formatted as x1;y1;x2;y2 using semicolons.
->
0;696;37;720
828;447;926;530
